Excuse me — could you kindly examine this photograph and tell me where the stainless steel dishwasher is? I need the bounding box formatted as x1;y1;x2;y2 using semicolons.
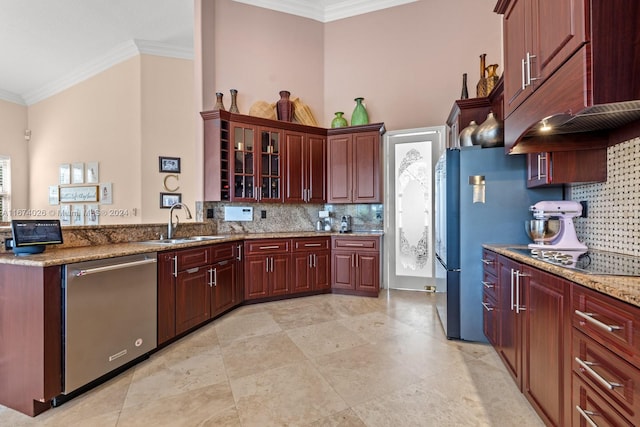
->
62;252;157;394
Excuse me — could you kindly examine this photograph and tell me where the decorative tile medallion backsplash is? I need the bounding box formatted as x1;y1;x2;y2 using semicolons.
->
569;137;640;256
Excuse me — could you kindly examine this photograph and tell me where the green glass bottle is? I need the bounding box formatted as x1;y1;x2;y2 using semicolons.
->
351;97;369;125
331;111;348;128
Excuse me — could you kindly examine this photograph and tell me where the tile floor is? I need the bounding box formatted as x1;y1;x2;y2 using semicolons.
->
0;290;543;426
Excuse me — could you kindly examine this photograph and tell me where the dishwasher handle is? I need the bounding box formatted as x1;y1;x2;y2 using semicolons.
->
74;258;157;276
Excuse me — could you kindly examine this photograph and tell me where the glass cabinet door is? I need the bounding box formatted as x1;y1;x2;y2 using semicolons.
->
232;125;255;200
259;128;282;201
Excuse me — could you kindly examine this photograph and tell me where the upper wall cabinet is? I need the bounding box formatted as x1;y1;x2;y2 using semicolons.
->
494;0;640;153
327;124;385;204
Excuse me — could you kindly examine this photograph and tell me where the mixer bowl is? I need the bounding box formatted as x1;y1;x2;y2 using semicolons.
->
525;219;561;244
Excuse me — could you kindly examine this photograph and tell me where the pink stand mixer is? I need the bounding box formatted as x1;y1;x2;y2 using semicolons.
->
526;201;587;251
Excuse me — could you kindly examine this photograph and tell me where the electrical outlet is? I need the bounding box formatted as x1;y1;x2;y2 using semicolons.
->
4;238;14;250
580;201;588;218
206;208;214;219
261;210;267;219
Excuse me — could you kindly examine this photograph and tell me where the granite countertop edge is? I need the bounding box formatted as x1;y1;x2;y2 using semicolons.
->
0;231;384;267
484;244;640;309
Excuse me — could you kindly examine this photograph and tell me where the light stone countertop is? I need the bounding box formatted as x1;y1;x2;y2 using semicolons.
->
484;244;640;308
0;231;384;267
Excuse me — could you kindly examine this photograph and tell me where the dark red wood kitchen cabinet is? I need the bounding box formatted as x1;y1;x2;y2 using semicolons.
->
331;236;381;297
327;124;385;204
0;264;62;417
481;250;499;346
526;149;607;187
244;238;291;300
157;250;177;345
291;237;331;293
211;258;236;317
495;0;640;153
175;247;212;335
488;251;572;426
284;130;326;203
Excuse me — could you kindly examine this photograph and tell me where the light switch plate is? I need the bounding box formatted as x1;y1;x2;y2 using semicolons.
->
224;206;253;221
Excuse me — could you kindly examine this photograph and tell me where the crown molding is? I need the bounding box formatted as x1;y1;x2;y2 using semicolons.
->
232;0;417;22
22;39;194;106
0;89;26;106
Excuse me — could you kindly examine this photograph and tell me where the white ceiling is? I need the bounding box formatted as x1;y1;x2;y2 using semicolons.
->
0;0;415;106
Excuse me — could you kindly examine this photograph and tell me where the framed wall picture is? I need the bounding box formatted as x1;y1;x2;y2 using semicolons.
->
49;186;59;205
159;156;181;173
59;204;71;225
72;162;84;184
86;161;99;183
99;182;113;204
59;164;71;185
71;204;85;225
160;192;181;208
86;204;99;225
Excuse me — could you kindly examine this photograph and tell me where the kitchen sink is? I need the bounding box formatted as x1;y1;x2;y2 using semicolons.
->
182;235;228;241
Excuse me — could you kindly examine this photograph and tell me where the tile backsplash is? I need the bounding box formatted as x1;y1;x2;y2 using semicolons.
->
569;136;640;256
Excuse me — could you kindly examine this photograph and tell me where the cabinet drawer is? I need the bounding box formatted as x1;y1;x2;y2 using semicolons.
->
176;247;210;271
211;242;235;261
573;330;640;424
332;236;379;251
481;249;498;276
293;237;330;252
573;285;640;367
245;239;290;255
482;292;498;346
573;373;635;427
482;271;498;301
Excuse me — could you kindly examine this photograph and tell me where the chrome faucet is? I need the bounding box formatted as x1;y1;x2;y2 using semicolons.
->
167;203;192;239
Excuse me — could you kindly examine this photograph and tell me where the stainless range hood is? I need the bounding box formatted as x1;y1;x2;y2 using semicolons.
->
526;100;640;137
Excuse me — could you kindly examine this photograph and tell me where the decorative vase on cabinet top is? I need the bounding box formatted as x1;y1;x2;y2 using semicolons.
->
460;73;469;99
229;89;239;113
214;92;226;111
351;97;369;126
331;112;348;128
476;54;488;97
485;64;499;95
459;121;478;147
472;112;503;147
276;90;294;121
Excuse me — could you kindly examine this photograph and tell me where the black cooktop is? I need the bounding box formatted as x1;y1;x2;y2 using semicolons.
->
509;248;640;277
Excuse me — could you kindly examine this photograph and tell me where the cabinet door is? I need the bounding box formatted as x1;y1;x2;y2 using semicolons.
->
327;135;352;203
212;260;235;317
355;252;379;293
503;0;532;116
527;149;607;188
284;131;305;203
231;123;257;201
157;251;177;345
352;131;381;203
312;251;331;291
497;256;523;388
291;252;313;294
483;293;499;347
244;256;269;300
332;251;355;290
258;127;283;202
307;135;326;203
522;266;570;427
270;254;290;296
175;267;211;335
235;243;245;306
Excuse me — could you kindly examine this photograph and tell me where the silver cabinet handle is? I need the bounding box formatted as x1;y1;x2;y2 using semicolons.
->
259;245;280;250
482;302;494;312
236;244;242;261
574;310;622;333
186;267;199;274
526;52;538;86
481;258;494;265
515;271;528;314
308;254;313;268
355;254;359;268
344;243;365;247
74;258;157;277
208;268;213;287
213;268;217;287
575;357;622;391
510;269;515;311
482;281;494;289
265;257;269;273
173;255;178;278
305;243;322;247
313;253;316;268
521;57;527;91
575;405;599;427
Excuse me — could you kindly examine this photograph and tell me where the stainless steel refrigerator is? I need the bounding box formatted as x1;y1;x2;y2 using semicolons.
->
434;147;562;342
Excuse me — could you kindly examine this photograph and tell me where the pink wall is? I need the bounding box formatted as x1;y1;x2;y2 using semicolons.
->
204;0;501;131
0;99;29;215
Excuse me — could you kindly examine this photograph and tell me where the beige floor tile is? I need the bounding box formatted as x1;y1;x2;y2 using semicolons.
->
117;381;239;426
214;310;282;345
337;311;417;344
305;408;368;427
286;319;370;358
221;331;307;379
230;360;348;426
324;293;386;317
266;298;341;330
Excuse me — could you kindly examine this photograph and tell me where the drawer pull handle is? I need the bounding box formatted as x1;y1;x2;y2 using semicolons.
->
304;243;322;247
259;245;281;250
481;302;494;312
186;267;199;274
575;406;599;427
344;243;365;247
574;357;622;390
481;258;494;265
482;281;494;289
574;310;622;333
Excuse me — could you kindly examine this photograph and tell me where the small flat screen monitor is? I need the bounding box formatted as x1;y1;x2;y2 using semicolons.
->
10;219;63;255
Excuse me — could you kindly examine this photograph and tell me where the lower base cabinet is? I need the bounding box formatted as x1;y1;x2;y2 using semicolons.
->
291;237;331;293
331;236;380;297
